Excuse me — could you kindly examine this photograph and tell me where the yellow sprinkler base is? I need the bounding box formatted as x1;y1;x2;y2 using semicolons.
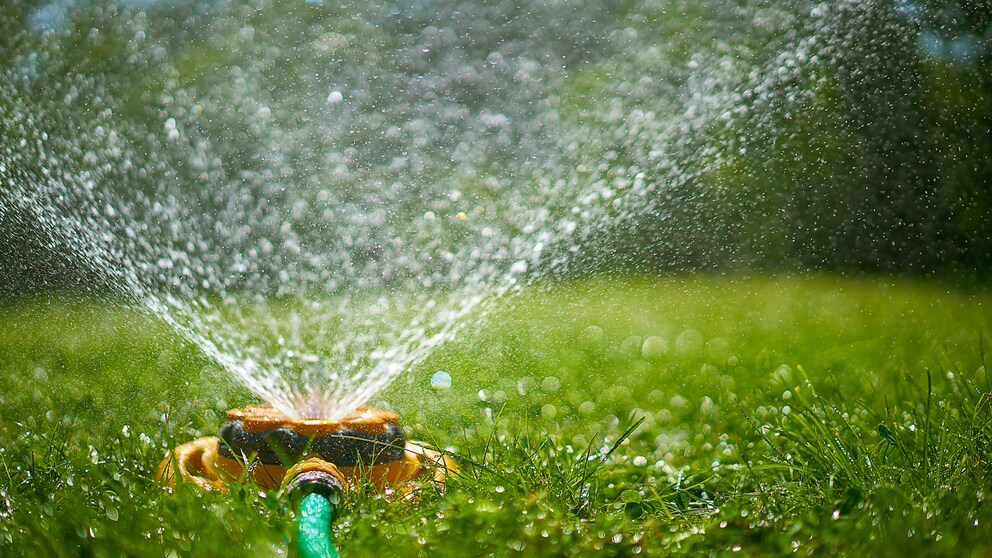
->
156;436;454;494
156;405;455;495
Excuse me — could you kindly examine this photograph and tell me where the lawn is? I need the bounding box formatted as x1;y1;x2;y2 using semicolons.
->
1;275;991;556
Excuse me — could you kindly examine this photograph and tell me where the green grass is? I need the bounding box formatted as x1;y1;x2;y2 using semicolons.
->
2;275;992;556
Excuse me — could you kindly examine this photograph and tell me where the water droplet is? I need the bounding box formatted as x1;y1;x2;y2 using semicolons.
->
619;335;643;357
675;329;704;354
641;336;668;359
541;376;560;392
700;396;716;414
430;370;452;390
774;364;793;383
580;325;606;345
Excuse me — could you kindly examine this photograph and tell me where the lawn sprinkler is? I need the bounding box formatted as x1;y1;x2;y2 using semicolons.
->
157;405;455;557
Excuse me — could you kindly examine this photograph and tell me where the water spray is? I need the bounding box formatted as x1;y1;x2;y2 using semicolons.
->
157;405;455;556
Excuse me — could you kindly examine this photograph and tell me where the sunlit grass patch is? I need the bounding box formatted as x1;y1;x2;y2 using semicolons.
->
1;275;991;556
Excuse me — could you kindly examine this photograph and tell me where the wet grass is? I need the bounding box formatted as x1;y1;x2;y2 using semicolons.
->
1;274;991;556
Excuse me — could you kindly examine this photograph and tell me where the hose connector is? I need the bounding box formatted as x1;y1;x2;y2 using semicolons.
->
281;458;347;503
282;458;347;558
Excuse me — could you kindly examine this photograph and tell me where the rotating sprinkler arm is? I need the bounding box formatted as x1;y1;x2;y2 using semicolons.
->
282;459;347;558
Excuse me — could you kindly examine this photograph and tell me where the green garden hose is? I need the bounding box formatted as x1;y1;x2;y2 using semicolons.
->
297;492;338;558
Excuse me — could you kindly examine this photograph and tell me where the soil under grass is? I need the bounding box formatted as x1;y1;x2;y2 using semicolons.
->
1;274;991;556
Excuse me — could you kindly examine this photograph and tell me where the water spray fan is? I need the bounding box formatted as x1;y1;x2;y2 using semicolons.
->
157;405;455;556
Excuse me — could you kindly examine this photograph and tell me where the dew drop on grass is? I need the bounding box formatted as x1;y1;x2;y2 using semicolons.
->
675;329;703;354
541;376;560;392
641;336;668;359
620;335;642;357
621;489;641;503
700;397;716;414
516;377;533;395
580;325;606;345
774;364;793;383
430;370;452;390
